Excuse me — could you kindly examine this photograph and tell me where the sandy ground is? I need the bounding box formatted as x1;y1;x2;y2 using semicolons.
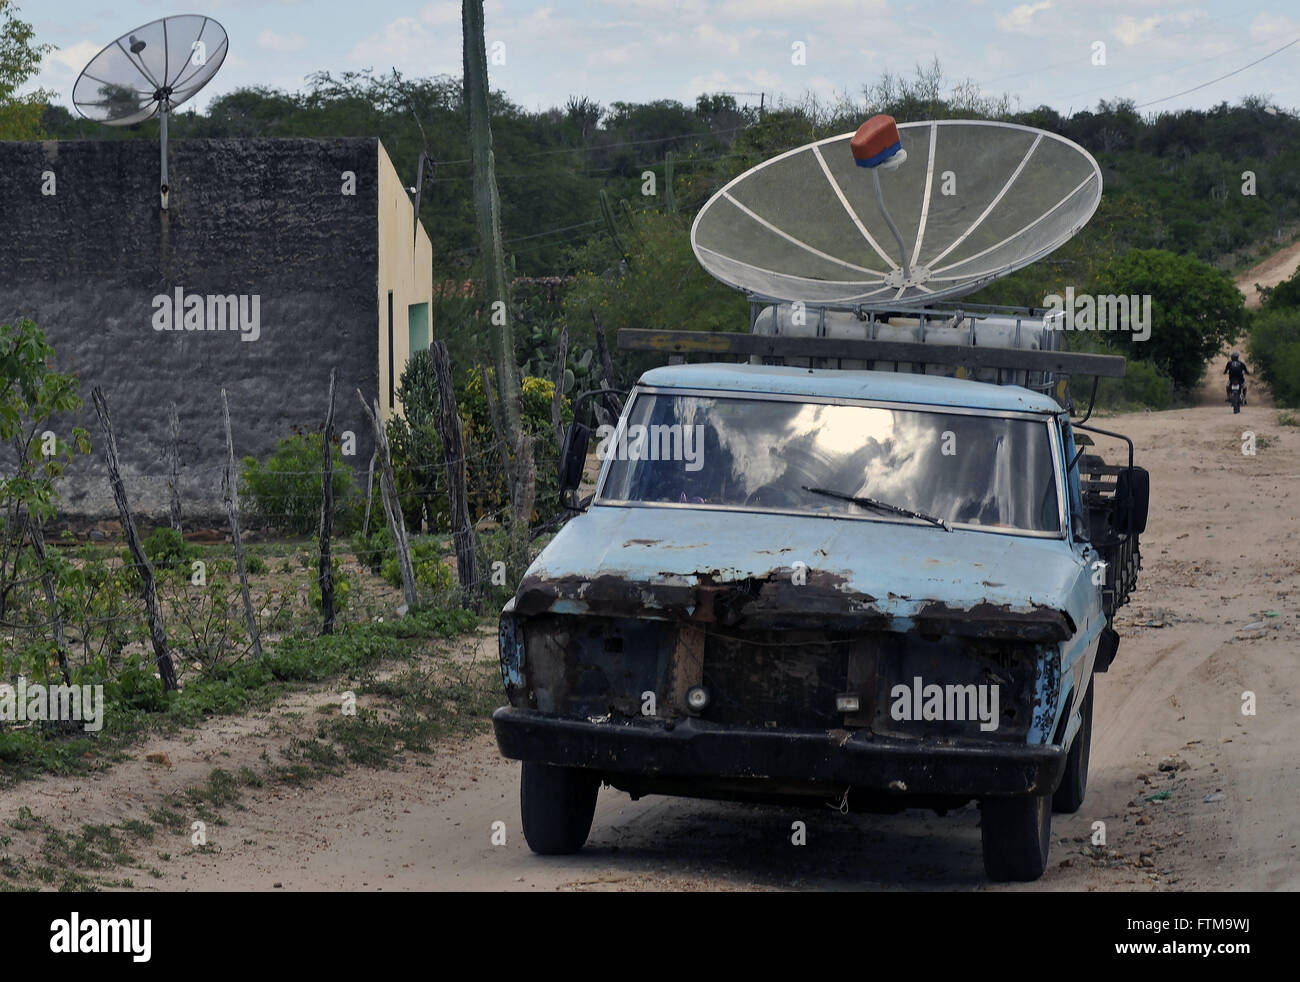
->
3;254;1297;892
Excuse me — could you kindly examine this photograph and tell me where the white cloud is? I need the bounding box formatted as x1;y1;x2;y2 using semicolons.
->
418;2;464;27
257;30;307;53
587;44;637;68
23;41;100;102
998;1;1051;32
696;22;742;56
1248;12;1299;43
718;0;886;17
348;16;442;65
1113;15;1162;46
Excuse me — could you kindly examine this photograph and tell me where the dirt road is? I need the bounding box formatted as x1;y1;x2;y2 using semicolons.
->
1236;237;1300;309
5;393;1296;892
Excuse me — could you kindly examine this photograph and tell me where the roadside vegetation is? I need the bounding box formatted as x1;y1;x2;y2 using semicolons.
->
0;319;488;792
1247;266;1300;408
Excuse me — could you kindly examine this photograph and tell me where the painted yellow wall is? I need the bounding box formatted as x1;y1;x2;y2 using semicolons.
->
377;140;434;422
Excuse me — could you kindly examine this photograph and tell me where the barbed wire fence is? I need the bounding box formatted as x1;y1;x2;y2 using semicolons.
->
0;360;577;703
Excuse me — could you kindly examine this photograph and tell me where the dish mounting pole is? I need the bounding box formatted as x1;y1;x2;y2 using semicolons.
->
872;168;910;284
159;89;171;210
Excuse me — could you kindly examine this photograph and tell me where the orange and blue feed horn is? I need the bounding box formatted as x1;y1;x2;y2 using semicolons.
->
851;115;902;168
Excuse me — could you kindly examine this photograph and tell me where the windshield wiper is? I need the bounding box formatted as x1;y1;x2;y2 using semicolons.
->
801;486;951;531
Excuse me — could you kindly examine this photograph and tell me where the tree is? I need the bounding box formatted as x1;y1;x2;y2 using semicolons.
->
0;319;89;626
0;0;53;140
562;208;749;383
1087;249;1246;393
1248;308;1300;408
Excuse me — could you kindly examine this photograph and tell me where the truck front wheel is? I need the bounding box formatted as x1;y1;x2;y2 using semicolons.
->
1052;680;1093;814
981;793;1051;882
520;761;600;855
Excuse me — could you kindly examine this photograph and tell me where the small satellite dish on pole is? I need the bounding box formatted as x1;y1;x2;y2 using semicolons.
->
691;118;1102;307
73;15;229;210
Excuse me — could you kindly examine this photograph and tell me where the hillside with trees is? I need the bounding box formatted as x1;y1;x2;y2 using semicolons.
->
9;0;1299;406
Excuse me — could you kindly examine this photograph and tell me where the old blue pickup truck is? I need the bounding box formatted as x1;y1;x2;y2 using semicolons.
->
493;116;1147;881
494;349;1146;881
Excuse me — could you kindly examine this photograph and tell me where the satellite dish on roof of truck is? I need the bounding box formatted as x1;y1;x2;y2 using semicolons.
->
73;15;229;209
691;118;1102;308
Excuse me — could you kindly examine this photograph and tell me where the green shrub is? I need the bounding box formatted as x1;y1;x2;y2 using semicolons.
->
240;432;359;536
476;526;536;612
458;370;570;525
121;527;198;576
387;367;571;533
308;556;350;612
381;539;456;594
351;525;393;573
1248;308;1300;408
1086;248;1246;394
1095;358;1175;411
244;554;267;575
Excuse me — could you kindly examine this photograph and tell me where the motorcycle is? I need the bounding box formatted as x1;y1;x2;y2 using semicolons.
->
1229;381;1244;413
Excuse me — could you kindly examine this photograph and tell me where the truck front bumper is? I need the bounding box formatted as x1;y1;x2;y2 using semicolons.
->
493;707;1065;797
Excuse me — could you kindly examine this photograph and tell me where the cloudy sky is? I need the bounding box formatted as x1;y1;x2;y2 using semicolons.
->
20;0;1300;118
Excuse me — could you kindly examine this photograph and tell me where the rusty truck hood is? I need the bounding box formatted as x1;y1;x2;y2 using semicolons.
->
515;505;1086;641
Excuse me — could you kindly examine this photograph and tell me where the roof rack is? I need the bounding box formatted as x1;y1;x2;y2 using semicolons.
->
617;327;1124;374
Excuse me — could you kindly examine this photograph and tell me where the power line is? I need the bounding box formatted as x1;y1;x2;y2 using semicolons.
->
1134;34;1300;109
427;121;751;169
974;0;1284;91
503;220;602;244
1054;30;1296;108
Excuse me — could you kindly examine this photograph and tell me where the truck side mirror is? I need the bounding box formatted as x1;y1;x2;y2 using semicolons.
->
559;421;590;506
1071;509;1089;543
1114;466;1149;535
557;387;626;510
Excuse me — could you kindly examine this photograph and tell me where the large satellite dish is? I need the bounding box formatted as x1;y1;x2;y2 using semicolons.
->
73;15;229;209
691;118;1102;308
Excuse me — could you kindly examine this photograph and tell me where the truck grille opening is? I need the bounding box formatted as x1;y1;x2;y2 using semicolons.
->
519;616;1040;739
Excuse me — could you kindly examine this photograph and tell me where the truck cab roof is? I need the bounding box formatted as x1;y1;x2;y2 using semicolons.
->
638;362;1063;414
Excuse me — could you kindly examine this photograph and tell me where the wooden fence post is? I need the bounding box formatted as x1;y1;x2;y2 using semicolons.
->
318;368;337;634
362;451;376;536
168;403;183;533
550;323;569;449
357;390;417;609
28;516;71;687
221;389;263;658
591;310;621;423
478;364;514;499
90;387;178;692
430;342;480;611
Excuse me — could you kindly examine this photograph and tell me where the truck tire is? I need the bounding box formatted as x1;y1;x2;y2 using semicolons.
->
981;793;1051;882
1052;680;1093;814
520;761;600;855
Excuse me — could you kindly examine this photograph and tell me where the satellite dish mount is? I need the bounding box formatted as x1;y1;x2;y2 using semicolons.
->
74;15;229;211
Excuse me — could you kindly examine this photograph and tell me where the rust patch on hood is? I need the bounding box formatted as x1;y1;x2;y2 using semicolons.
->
913;601;1074;642
516;570;1073;641
516;566;884;630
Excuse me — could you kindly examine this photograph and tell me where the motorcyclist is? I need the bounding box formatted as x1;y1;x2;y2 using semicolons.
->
1224;352;1251;405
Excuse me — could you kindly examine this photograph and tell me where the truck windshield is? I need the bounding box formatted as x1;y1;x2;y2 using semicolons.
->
597;392;1061;534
